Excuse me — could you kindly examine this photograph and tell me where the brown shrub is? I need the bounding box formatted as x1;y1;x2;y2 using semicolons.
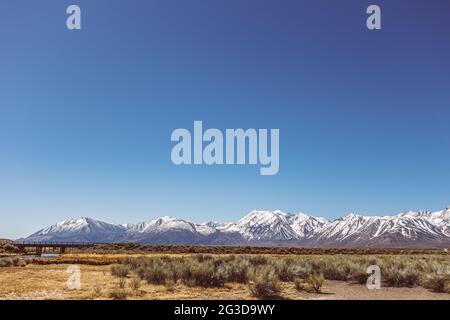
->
423;274;450;293
109;288;130;300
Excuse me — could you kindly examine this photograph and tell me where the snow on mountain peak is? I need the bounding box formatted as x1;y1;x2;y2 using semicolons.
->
397;208;450;235
195;222;218;235
24;207;450;247
127;216;197;234
289;213;328;238
31;217;126;236
220;210;296;240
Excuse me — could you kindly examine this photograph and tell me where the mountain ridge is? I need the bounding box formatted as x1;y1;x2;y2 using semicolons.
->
23;207;450;248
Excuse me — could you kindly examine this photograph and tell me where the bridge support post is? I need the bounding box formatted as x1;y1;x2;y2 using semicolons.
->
60;246;66;254
36;247;43;257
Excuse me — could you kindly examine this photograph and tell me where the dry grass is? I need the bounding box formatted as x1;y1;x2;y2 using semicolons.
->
0;252;449;300
0;262;449;300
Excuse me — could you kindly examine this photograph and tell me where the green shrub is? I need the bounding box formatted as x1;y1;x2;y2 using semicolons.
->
249;266;281;299
11;256;27;267
306;272;325;293
110;264;131;278
221;259;250;283
348;265;369;284
382;265;420;288
105;253;450;294
140;264;171;285
182;260;226;288
292;264;313;279
0;257;27;268
0;257;13;267
272;259;296;282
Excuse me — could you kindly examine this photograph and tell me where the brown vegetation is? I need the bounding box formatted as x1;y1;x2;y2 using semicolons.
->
0;261;449;300
74;243;449;256
0;242;449;299
0;257;27;268
103;254;450;299
0;241;20;255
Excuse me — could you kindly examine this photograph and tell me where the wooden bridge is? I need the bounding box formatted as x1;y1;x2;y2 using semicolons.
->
14;241;95;256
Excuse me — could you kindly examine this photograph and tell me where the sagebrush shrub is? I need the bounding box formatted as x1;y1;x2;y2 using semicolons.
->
140;263;171;285
0;257;13;267
93;284;102;297
220;259;249;283
294;278;314;293
196;254;214;263
348;263;369;284
249;255;268;267
106;253;450;295
382;265;420;288
306;272;325;293
249;266;281;299
0;257;27;268
4;243;19;253
423;273;450;293
110;264;131;278
272;259;296;281
109;288;130;300
182;260;226;288
119;277;126;289
129;275;141;291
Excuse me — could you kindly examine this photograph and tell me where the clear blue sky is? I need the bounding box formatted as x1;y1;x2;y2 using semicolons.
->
1;0;449;239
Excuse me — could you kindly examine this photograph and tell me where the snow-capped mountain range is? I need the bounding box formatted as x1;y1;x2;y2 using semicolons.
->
23;207;450;248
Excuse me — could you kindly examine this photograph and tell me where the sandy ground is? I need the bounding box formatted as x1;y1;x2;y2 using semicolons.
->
0;264;449;300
